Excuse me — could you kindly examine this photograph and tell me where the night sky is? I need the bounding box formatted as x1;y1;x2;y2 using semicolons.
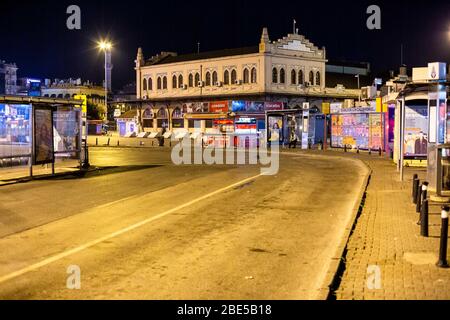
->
1;0;450;90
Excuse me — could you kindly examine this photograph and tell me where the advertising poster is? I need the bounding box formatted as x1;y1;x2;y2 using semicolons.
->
34;108;54;165
53;109;80;155
369;113;383;149
332;113;383;150
246;101;265;113
183;102;210;113
268;116;283;142
0;104;31;158
404;105;428;157
231;101;246;112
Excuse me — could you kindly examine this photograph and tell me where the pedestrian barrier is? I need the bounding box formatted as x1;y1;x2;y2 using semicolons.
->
437;206;450;268
412;174;419;203
420;199;429;237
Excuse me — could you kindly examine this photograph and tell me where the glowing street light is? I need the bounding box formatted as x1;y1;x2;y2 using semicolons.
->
97;40;113;120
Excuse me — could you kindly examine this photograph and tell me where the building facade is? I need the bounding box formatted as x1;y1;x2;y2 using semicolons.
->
0;61;19;95
41;79;107;120
125;28;360;144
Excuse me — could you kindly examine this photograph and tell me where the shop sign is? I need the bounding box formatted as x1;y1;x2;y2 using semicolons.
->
210;101;229;113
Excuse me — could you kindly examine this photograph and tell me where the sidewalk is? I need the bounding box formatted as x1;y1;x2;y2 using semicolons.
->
0;159;80;185
330;151;450;300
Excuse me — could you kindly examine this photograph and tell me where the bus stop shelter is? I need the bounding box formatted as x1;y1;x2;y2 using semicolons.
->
0;95;84;180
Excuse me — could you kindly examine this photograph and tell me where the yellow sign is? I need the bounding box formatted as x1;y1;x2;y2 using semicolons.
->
376;98;382;113
322;102;330;115
74;94;87;114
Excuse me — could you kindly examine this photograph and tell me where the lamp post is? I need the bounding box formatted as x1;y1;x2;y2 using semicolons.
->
98;41;112;120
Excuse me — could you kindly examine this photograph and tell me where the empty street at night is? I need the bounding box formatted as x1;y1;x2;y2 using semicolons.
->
0;148;367;299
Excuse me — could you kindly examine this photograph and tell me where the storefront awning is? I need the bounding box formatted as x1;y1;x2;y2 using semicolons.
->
185;113;229;120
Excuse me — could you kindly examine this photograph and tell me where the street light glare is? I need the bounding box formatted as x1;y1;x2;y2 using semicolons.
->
98;41;112;51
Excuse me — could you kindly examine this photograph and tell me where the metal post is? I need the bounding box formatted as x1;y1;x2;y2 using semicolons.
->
417;182;428;224
357;146;359;154
369;148;372;155
437;205;449;268
344;144;347;152
412;174;419;203
420;199;429;237
399;96;406;181
379;147;382;156
416;183;423;213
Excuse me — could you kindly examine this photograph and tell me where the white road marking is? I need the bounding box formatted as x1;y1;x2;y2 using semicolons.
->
0;174;262;285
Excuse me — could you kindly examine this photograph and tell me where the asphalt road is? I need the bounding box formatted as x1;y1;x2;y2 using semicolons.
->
0;147;368;299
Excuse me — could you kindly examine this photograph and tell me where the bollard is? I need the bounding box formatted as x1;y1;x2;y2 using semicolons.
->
117;140;120;147
357;146;360;154
416;183;423;213
437;205;450;268
420;199;429;237
107;138;110;146
379;147;382;156
344;144;347;152
412;174;419;201
96;138;98;146
369;148;372;155
413;177;420;205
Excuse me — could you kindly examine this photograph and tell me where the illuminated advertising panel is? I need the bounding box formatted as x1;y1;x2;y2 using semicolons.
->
183;102;210;113
404;104;428;157
34;108;54;165
0;104;31;159
53;108;80;155
331;113;384;150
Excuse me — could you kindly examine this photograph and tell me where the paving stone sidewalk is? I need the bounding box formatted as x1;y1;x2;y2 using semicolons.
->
333;153;450;300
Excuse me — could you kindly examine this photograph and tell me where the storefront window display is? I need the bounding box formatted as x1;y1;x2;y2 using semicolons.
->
404;104;428;157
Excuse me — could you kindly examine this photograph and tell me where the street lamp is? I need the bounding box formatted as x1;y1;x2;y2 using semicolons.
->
98;40;113;119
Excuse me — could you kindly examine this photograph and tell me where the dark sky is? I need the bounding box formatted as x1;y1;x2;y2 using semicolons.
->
1;0;450;90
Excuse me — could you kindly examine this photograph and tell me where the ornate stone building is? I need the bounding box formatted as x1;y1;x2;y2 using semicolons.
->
127;28;359;138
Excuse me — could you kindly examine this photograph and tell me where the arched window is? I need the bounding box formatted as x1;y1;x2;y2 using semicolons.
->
163;76;167;90
205;72;211;86
194;73;200;87
309;71;314;85
172;75;177;89
142;108;154;128
231;69;237;84
316;71;321;86
212;71;218;85
272;68;278;83
243;68;250;84
224;70;230;85
298;70;304;85
157;77;162;90
172;107;183;119
188;74;194;87
178;75;183;88
251;68;257;83
148;78;153;90
157;108;168;119
143;78;148;91
291;70;296;85
280;68;286;84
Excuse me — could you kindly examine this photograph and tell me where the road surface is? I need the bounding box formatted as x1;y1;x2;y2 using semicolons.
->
0;147;368;299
